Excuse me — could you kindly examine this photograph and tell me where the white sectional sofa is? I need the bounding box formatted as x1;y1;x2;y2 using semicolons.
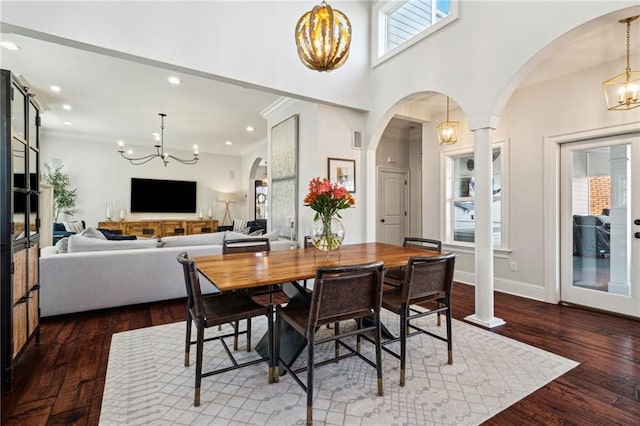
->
40;230;296;316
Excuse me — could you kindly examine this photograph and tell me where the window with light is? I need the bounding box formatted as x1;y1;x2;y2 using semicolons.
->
373;0;457;65
443;140;508;249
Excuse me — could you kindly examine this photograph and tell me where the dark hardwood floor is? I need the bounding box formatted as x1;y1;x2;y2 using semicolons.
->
2;283;639;425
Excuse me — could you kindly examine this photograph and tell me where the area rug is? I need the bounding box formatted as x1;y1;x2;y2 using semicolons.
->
99;313;578;425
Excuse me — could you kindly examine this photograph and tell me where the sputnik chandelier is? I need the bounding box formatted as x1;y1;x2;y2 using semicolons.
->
118;113;199;167
294;1;352;72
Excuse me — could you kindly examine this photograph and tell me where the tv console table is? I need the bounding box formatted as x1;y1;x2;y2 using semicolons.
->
97;219;219;239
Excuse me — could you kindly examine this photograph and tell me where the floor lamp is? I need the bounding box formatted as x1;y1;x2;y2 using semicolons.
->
217;192;236;226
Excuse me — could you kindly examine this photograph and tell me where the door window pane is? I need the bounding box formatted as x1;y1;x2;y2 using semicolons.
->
571;145;629;296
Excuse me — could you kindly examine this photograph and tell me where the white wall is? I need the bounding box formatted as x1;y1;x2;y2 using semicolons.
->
262;99;366;245
41;133;244;227
418;57;640;300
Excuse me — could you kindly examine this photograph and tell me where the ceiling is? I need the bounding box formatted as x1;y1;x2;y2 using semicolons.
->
0;33;282;156
1;10;637;154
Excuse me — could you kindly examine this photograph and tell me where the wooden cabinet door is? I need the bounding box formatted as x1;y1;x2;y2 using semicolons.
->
27;289;39;336
28;244;38;289
125;221;160;238
161;221;186;237
12;303;27;358
12;250;27;305
186;220;215;234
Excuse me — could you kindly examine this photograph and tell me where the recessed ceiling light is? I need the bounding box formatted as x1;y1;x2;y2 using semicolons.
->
0;41;21;51
225;141;232;145
62;104;72;110
168;77;182;85
63;121;72;125
50;85;61;92
246;126;254;132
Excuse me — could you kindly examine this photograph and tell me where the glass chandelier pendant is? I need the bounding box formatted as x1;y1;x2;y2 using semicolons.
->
602;16;640;111
295;1;352;72
117;113;200;167
437;96;459;145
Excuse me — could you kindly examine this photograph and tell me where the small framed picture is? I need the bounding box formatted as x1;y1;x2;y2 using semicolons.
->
328;158;356;193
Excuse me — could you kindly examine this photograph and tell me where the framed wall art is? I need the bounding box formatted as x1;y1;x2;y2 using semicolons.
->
328;157;355;193
271;114;298;239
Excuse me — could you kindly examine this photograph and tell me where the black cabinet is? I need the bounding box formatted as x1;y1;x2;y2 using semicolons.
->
1;69;41;393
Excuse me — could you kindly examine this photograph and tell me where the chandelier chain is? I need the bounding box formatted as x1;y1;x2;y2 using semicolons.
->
626;19;631;73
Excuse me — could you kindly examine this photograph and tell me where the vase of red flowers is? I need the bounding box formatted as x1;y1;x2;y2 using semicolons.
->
304;177;354;251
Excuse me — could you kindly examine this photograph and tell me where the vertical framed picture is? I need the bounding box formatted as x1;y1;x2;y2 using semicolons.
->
328;158;356;193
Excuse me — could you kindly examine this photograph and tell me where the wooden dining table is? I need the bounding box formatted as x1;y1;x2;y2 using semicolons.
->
193;242;442;378
193;242;440;291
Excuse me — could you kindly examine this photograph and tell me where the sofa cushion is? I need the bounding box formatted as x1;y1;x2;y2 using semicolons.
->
55;237;70;253
225;230;280;242
68;235;158;253
80;226;108;240
160;231;226;248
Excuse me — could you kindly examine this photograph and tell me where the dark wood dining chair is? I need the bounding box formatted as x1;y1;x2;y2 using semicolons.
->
381;253;455;386
275;261;385;425
176;252;272;406
222;238;272;350
384;237;442;291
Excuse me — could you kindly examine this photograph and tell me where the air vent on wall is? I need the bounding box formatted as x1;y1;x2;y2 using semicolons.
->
352;130;362;149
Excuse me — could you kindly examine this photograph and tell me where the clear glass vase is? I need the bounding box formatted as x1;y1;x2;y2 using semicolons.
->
311;216;345;251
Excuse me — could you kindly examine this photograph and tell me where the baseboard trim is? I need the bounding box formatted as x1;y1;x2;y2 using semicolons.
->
454;271;546;302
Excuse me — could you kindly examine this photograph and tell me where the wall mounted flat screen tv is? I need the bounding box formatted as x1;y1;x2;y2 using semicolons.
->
130;178;197;213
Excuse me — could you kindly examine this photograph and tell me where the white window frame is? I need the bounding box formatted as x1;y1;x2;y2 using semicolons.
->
440;139;511;257
371;0;459;68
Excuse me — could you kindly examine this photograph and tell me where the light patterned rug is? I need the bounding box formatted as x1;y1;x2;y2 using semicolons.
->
100;313;578;425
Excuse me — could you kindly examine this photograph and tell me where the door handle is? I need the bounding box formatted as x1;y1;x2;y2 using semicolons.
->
381;219;385;223
635;219;640;226
635;232;640;239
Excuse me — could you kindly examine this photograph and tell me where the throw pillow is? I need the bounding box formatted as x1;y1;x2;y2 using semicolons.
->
79;227;108;240
63;221;85;234
55;237;69;253
240;226;251;235
232;219;248;232
249;229;264;236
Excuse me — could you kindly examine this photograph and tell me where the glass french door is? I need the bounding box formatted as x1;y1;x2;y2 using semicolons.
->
560;136;640;317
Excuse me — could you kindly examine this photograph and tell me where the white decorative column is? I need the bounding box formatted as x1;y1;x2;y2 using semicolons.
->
464;126;505;328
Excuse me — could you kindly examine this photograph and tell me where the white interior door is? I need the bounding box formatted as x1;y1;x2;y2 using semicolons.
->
377;168;408;245
560;136;640;317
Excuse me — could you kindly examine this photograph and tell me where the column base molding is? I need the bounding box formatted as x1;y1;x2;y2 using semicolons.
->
464;314;506;329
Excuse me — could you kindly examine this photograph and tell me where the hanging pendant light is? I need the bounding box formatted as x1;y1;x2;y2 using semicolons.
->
602;15;640;111
294;1;352;72
437;96;459;145
117;113;199;167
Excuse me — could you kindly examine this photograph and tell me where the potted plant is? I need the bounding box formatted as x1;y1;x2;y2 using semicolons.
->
42;163;78;221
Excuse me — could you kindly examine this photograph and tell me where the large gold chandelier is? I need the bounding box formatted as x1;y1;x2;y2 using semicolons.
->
602;15;640;111
294;1;352;72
